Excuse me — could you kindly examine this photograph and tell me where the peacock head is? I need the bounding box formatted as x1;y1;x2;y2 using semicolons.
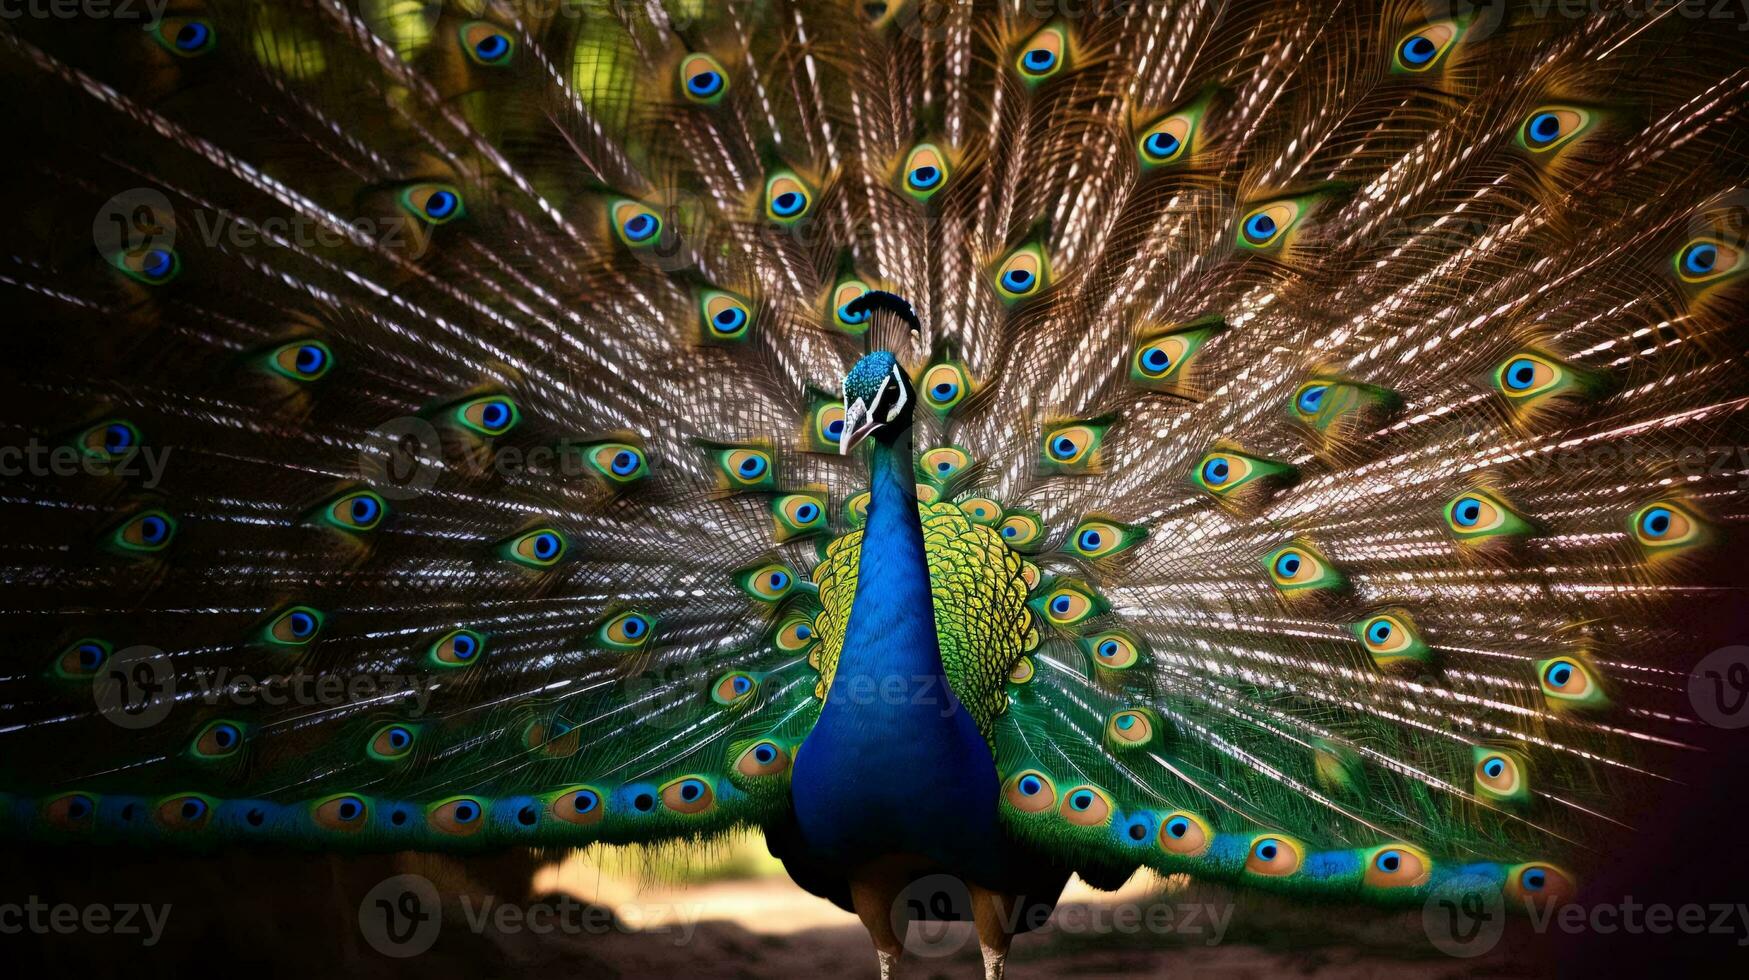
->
840;351;915;454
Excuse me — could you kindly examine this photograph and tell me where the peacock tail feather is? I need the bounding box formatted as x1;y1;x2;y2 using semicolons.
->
0;0;1746;923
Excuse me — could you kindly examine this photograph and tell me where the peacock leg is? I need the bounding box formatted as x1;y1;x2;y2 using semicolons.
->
968;884;1015;980
848;861;915;979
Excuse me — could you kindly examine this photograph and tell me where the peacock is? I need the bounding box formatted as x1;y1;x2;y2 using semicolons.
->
3;0;1748;975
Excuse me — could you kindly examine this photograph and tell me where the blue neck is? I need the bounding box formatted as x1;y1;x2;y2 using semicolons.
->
831;427;944;690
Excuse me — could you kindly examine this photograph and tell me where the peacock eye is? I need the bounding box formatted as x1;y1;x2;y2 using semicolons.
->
586;442;649;483
265;605;325;646
109;508;178;554
1245;836;1303;876
1506;863;1576;907
773;493;827;540
998;511;1044;549
157;794;214;831
1264;542;1343;594
1629;500;1705;553
958;497;1001;525
1295;384;1327;414
400;183;465;224
1058;785;1112;826
809;402;847;452
901;143;950;201
430;797;485;835
1158;811;1211;856
503;528;567;567
1364;845;1430;889
1354;609;1430;666
679;53;728;104
736;562;797;601
1040;421;1107;472
1237;199;1305;250
77;419;141;461
459;21;515;66
370;724;416;760
764;171;813;223
919;362;974;413
919;447;972;481
54;638;112;680
429;628;485;667
774;614;817;652
712;671;760;706
1006;656;1035;684
1393;21;1459;72
150;17;217;57
600;611;654;650
611;200;663;247
699;289;753;341
832;279;873;331
992;243;1050;302
312;794;370;831
322;489;387;533
715;447;775;491
192;720;246;760
1104;709;1156;748
660;776;716;815
1473;747;1528;802
1136;113;1192;166
736;740;791;777
552;786;606;825
1014;24;1067;81
1005;770;1056;812
1673;237;1746;286
44;792;99;830
1537;656;1605;708
259;341;330;383
1035;581;1104;627
454;395;520;436
1084;631;1141;670
1063;518;1147;560
1517;106;1592;153
1442;489;1532;542
1493;353;1561;398
111;246;181;285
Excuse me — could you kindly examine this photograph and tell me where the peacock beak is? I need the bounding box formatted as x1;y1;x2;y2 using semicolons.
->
839;399;878;455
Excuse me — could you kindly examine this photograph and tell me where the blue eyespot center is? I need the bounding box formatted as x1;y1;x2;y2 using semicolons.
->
1683;243;1718;275
679;780;703;802
1244;212;1278;242
1401;35;1436;64
453;801;478;822
1079;529;1103;550
1051;435;1077;459
288;611;316;637
1141;347;1171;372
1484;758;1505;778
350;496;379;523
182;799;207;820
611;449;640;475
1376;850;1401;872
293;345;326;376
1002;525;1018;538
754;744;776;764
622;213;657;242
1022;48;1056;73
175;22;211;51
475;35;509;62
1202;458;1230;484
712;307;747;332
424;190;458;220
738;456;766;477
1504;359;1537;390
1454;498;1482;526
771;191;804;216
686;71;723;96
768;571;788;589
1257;840;1278;860
139;515;168;544
1018;775;1043;796
1528;112;1560;144
1001;268;1036;292
575;791;598;813
78;643;105;669
480;401;511;429
1051;595;1072;614
931;381;958;400
1069;790;1093;810
213;724;238;748
908;165;940;189
825;418;844;438
1546;662;1573;686
1115;714;1135;731
1098;640;1119;657
732;676;752;695
1275;552;1302;577
1297;384;1328;413
1144;132;1181;159
1367;620;1392;644
140;249;174;280
1166;817;1189;838
795;623;813;640
104;424;134;453
1640;507;1673;537
1523;868;1546;891
451;633;478;659
795;502;819;523
837;303;870;325
621;615;647;638
532;532;560;560
337;798;362;821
